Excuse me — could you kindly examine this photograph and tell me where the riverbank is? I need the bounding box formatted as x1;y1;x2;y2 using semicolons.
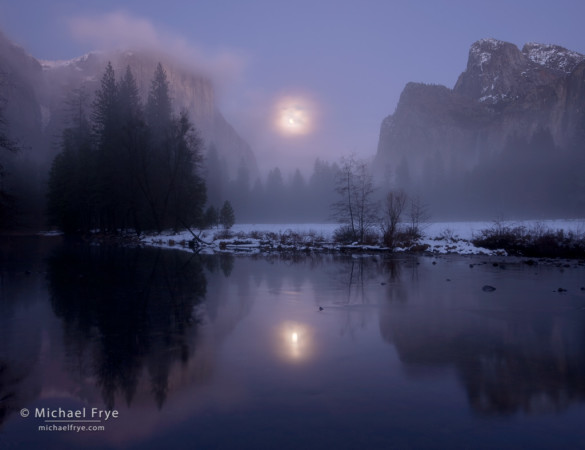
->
133;219;585;259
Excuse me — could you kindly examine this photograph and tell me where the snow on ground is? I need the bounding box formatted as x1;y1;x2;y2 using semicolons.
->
230;223;340;239
423;219;585;241
137;219;585;257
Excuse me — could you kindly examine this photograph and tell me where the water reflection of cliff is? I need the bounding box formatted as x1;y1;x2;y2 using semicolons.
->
378;259;585;416
46;243;207;410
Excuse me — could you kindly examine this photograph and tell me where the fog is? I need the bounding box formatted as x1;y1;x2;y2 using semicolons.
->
1;3;585;229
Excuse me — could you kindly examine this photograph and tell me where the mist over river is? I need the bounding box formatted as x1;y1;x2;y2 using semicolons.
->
2;236;585;449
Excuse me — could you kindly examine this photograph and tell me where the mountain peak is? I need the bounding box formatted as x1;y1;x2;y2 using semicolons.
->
455;38;525;103
455;38;584;104
522;42;585;73
471;37;509;51
468;38;521;71
375;38;585;218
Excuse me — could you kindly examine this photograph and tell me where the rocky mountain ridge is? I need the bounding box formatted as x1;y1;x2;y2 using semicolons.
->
375;38;585;218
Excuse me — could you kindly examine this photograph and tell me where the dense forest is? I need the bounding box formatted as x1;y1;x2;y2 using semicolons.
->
3;61;413;234
1;59;348;232
46;62;206;234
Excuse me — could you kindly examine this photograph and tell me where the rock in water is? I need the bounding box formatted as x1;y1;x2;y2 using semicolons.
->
482;285;496;292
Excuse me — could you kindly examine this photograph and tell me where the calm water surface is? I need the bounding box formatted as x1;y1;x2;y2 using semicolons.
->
1;236;585;449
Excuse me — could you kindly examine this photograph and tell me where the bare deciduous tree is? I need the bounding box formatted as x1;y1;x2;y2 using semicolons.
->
332;154;379;243
381;190;407;248
408;194;430;238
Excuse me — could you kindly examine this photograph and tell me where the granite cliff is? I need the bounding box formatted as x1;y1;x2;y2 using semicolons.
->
39;49;258;180
0;30;257;178
376;38;585;218
0;30;258;227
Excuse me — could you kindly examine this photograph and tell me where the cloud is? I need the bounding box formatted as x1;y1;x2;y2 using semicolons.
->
67;10;245;85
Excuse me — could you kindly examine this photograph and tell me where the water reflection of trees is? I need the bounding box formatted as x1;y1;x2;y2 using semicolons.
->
379;275;585;416
46;243;207;409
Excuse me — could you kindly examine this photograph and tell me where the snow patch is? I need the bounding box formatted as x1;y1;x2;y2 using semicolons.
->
134;219;585;257
470;38;506;72
524;43;585;73
40;52;97;71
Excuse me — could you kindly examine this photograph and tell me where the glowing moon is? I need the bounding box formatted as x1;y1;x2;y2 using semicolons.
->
274;321;315;363
274;95;315;136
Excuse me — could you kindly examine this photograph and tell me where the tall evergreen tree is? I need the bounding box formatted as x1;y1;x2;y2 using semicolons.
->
48;61;206;235
167;111;206;231
118;66;148;233
47;89;94;233
143;63;206;231
265;167;285;221
219;200;235;230
146;63;173;136
144;63;173;231
92;62;122;231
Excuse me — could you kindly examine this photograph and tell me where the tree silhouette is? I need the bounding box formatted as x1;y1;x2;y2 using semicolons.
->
47;62;206;235
219;200;235;230
332;155;379;243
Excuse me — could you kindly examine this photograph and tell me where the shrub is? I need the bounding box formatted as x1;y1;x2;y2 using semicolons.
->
249;230;263;239
214;229;233;240
266;231;279;242
472;223;585;258
362;229;380;245
334;225;380;245
333;225;357;244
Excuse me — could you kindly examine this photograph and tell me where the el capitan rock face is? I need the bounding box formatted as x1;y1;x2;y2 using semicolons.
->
375;38;585;218
41;49;259;180
0;32;258;179
1;30;258;228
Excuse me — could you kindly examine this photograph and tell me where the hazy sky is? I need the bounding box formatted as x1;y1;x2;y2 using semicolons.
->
1;0;584;175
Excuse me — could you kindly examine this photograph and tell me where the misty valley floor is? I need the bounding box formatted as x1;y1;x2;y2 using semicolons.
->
2;235;585;449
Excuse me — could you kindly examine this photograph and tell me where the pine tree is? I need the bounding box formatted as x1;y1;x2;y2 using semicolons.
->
92;62;121;231
144;63;173;231
142;63;206;231
47;61;207;235
118;66;148;233
203;205;218;229
146;63;172;137
265;167;285;221
167;111;206;231
47;89;94;233
219;200;235;230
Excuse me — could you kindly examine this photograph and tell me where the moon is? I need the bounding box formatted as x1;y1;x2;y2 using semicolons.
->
274;95;315;136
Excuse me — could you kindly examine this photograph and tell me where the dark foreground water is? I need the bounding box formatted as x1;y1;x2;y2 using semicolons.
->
1;236;585;449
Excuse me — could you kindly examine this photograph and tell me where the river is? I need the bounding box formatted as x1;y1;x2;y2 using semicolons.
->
1;236;585;449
